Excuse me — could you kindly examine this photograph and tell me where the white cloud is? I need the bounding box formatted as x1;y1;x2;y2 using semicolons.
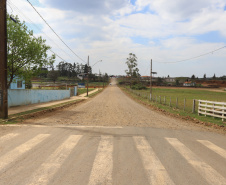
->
8;0;226;77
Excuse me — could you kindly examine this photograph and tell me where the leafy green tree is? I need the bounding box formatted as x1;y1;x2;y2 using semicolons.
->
213;73;216;79
7;15;55;88
47;70;60;83
191;74;195;79
175;79;180;86
125;53;139;78
157;77;163;85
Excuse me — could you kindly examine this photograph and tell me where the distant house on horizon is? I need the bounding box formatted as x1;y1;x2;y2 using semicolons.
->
183;81;196;87
164;77;176;83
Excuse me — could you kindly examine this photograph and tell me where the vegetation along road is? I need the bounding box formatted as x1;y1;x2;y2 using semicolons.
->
0;79;226;185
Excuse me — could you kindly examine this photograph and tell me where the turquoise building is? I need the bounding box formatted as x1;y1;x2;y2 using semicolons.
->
9;77;25;89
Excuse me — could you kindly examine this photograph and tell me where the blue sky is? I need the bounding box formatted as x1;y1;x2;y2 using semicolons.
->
8;0;226;77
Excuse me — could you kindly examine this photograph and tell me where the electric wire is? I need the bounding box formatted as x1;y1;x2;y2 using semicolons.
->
7;3;69;63
7;1;77;63
26;0;86;63
8;1;77;64
156;46;226;64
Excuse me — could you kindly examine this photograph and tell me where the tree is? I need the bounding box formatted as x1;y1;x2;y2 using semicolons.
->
213;73;216;79
7;14;55;88
157;77;163;86
125;53;139;78
203;74;206;79
47;70;60;83
125;53;139;87
191;74;195;79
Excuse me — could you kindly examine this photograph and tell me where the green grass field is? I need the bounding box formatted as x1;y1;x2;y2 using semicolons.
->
123;87;226;126
131;87;226;113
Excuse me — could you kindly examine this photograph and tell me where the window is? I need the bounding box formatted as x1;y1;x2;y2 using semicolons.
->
17;81;22;88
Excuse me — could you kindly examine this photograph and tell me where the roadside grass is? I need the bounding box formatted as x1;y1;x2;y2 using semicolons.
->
87;89;103;98
0;88;103;124
78;88;94;95
0;99;84;124
129;87;226;113
88;82;106;86
122;87;226;127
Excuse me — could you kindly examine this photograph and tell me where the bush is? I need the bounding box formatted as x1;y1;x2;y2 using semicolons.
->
131;84;147;90
118;81;125;85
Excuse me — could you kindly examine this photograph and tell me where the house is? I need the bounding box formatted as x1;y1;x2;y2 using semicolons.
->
183;81;196;87
164;77;176;83
9;77;25;89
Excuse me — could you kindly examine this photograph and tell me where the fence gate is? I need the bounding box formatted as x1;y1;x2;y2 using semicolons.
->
198;100;226;121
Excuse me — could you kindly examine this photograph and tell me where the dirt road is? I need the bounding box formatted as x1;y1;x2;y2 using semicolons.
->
0;79;226;185
24;79;211;132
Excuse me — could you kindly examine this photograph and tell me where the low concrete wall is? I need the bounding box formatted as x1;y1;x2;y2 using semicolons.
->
8;89;70;107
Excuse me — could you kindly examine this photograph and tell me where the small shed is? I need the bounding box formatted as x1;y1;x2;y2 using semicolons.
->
9;77;25;89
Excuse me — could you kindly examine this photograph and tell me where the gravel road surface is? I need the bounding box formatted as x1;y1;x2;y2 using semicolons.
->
0;79;225;185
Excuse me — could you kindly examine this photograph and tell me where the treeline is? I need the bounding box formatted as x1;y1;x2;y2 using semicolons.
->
56;61;91;78
39;61;109;83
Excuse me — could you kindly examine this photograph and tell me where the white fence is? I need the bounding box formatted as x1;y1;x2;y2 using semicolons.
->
198;100;226;121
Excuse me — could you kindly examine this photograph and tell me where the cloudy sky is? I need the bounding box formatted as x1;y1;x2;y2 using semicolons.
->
8;0;226;77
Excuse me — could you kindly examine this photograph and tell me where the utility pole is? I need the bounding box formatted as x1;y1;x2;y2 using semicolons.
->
86;56;89;97
150;59;152;100
103;74;104;88
149;59;157;101
0;0;8;119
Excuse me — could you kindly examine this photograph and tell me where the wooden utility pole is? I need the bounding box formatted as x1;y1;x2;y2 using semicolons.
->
86;56;89;97
0;0;8;119
150;59;152;100
103;74;104;88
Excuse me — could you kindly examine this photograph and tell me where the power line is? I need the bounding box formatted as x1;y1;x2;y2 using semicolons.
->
156;46;226;64
26;0;86;63
7;0;77;63
7;10;69;64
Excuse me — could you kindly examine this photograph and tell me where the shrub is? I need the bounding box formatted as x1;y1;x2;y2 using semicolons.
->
131;84;147;90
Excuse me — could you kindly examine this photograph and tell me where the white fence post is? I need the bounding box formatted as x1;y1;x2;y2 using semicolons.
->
223;105;225;122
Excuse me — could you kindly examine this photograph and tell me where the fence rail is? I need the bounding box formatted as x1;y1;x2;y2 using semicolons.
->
198;100;226;121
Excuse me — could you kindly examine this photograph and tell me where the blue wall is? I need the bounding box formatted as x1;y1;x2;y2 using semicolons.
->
8;89;70;107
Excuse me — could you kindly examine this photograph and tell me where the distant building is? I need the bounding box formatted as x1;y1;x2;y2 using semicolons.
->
164;77;176;83
183;81;196;87
141;76;157;82
9;77;25;89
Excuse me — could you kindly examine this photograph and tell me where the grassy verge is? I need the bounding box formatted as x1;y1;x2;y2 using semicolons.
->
121;86;226;127
0;99;85;124
0;88;103;124
126;86;226;113
88;89;103;98
78;88;94;95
